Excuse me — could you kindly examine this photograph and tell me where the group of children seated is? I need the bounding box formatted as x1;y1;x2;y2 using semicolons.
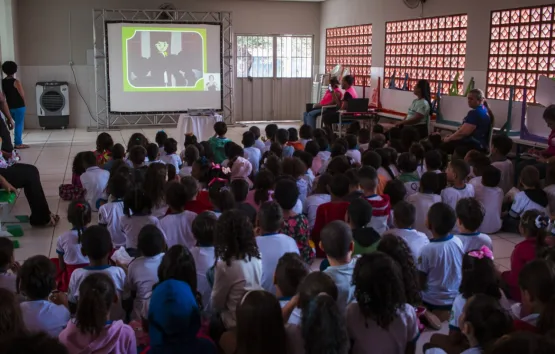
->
1;118;555;354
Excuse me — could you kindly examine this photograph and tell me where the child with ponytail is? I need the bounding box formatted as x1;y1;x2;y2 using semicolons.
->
501;210;549;301
55;200;91;292
59;273;137;353
208;178;235;219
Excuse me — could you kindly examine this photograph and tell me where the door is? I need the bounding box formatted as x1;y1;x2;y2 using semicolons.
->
236;35;313;122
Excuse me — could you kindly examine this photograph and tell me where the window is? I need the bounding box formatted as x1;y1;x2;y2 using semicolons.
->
236;35;313;78
486;6;555;102
384;15;468;95
325;25;372;86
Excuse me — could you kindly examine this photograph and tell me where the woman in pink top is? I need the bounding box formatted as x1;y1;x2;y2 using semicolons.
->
303;77;342;130
322;75;358;137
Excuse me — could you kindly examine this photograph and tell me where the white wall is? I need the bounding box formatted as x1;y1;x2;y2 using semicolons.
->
0;0;17;62
16;0;321;128
320;0;555;94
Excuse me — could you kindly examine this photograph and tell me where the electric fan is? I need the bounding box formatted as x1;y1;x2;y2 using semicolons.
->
403;0;425;9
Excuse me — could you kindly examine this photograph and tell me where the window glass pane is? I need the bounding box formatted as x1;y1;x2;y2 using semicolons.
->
277;36;313;78
236;36;274;78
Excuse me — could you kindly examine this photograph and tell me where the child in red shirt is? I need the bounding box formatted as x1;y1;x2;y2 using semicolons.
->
501;210;548;301
311;174;351;257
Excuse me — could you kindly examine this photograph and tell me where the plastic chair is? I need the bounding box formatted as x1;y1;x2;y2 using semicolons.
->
316;105;338;129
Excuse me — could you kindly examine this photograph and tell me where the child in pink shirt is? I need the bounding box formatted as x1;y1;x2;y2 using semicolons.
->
59;273;137;354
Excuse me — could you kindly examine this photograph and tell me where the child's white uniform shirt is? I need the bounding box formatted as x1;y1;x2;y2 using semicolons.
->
510;191;548;218
55;229;90;265
346;302;419;354
0;272;16;293
280;300;302;325
255;233;300;293
492;159;514;195
20;300;70;337
124;253;164;321
80;166;110;211
151;203;169;219
346;149;361;164
68;265;126;320
468;176;482;190
406;192;441;239
147;159;165;165
454;232;493;254
417;235;464;306
191;246;216;311
254;139;265;151
160;153;181;170
99;200;126;248
440;184;475;212
179;165;193;178
160;211;198;249
449;292;511;333
303;194;332;229
544;184;555;213
120;214;165;250
244;146;261;174
475;184;503;234
386;228;430;262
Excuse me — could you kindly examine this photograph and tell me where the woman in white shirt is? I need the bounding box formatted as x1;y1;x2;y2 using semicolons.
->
388;79;432;139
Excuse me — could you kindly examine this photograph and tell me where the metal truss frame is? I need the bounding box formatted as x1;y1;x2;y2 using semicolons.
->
92;8;233;130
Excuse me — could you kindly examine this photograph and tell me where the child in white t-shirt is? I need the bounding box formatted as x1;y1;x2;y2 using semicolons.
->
385;201;430;262
179;145;199;178
191;211;217;310
345;134;361;165
454;198;493;253
274;253;309;325
19;255;70;337
407;171;442;238
160;138;181;170
255;202;300;293
68;226;126;321
347;252;420;354
146;143;165;165
466;152;490;190
475;166;504;234
56;201;91;291
441;159;475;219
120;188;165;256
80;151;110;211
123;225;164;321
503;165;549;233
243;131;261;175
418;203;464;321
160;182;197;249
427;248;509;354
490;134;514;195
303;174;332;229
99;174;128;248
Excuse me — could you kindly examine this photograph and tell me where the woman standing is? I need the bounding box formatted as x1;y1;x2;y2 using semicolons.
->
1;61;27;149
390;79;432;139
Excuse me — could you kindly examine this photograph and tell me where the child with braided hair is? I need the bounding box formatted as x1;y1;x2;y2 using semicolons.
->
54;200;92;292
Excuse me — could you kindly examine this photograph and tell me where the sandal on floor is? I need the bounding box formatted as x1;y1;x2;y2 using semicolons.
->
47;214;60;227
15;145;29;149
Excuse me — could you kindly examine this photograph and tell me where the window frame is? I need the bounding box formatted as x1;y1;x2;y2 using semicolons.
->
486;5;555;102
383;14;468;95
325;24;372;87
236;34;314;79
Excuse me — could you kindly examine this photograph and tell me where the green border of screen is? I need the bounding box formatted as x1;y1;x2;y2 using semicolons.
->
122;27;208;92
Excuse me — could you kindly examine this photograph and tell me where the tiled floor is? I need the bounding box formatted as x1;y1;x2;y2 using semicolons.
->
7;126;522;353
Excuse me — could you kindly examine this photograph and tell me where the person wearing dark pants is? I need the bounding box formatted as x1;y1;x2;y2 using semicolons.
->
438;89;492;157
0;164;58;226
0;93;15;153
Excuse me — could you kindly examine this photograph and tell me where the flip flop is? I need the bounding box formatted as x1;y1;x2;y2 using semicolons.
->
47;214;60;227
15;145;29;149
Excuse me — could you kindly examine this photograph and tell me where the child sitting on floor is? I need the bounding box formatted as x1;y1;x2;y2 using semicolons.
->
155;130;167;156
191;211;218;310
230;179;257;224
146;143;164;166
299;124;313;147
59;152;87;201
418;202;464;321
358;166;391;235
124;225;165;321
347;198;381;255
160;138;181;170
55;200;91;292
99;174;129;249
94;132;114;167
18;255;70;337
80;151;110;211
303;173;332;229
256;201;299;293
274;252;309;325
320;221;357;314
179;145;199;178
160;182;197;249
397;152;421;197
209;122;231;164
59;273;137;353
407;171;442;238
249;126;265;151
455;198;493;252
386;201;430;263
441;159;475;221
68;226;126;321
0;238;18;294
490;134;514;195
475;165;504;234
242;131;261;175
286;128;304;151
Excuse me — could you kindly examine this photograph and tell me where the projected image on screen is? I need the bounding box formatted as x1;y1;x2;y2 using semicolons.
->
107;22;222;113
123;28;207;91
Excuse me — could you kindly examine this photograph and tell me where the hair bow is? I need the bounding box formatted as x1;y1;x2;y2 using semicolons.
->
208;177;227;187
468;246;494;260
221;167;231;175
75;203;85;209
535;215;550;229
211;163;221;170
199;156;209;166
